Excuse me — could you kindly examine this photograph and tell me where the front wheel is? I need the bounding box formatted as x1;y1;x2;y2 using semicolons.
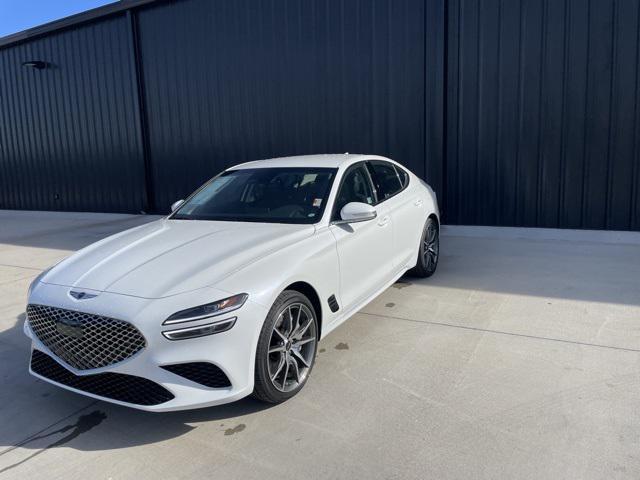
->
253;290;318;403
409;217;439;278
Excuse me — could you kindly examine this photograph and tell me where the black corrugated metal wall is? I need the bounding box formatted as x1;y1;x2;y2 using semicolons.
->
0;0;638;230
447;0;640;230
0;14;147;213
136;0;430;211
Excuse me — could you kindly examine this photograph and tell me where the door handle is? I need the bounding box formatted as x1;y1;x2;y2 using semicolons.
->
414;198;423;207
377;215;390;227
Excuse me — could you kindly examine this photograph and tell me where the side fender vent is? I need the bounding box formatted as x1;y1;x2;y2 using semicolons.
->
327;295;339;313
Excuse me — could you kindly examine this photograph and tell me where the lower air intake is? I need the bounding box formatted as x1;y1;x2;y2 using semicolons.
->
31;350;174;406
161;362;231;388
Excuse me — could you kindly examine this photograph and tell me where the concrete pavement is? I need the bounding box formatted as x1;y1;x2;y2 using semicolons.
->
0;210;639;479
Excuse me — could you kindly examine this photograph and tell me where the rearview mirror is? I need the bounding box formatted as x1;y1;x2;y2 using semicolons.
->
334;202;377;225
170;199;185;212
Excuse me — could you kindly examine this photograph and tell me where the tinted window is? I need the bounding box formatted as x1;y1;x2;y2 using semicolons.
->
333;165;375;219
395;166;409;187
368;161;403;200
172;167;336;224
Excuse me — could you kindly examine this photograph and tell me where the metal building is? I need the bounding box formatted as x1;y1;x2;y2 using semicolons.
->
0;0;638;230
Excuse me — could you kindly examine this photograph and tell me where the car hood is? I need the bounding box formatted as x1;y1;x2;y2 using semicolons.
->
42;219;315;298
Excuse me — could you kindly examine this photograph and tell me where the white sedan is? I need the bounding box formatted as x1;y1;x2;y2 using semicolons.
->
25;154;440;411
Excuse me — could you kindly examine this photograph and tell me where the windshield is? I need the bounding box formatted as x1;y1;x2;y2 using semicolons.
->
171;167;337;224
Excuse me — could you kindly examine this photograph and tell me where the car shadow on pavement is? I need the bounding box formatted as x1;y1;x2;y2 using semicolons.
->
0;313;274;461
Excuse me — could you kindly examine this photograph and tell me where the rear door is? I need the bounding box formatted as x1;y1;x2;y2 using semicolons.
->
329;162;395;310
367;160;422;269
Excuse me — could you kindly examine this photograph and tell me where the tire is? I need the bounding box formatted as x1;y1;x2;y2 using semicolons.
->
409;217;440;278
253;290;319;403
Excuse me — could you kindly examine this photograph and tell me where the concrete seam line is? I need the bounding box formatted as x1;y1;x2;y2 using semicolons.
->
359;311;640;354
0;263;45;272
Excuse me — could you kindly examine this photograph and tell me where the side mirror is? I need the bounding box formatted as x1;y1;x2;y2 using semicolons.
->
334;202;377;225
170;199;185;212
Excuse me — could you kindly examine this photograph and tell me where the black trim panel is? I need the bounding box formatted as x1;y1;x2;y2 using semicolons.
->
31;350;174;406
160;362;231;388
327;295;340;313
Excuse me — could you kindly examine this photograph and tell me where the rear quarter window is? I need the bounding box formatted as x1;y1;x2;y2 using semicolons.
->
367;161;404;201
395;165;409;188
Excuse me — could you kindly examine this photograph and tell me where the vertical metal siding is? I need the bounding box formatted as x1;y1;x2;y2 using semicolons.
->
135;0;431;211
1;0;637;231
447;0;640;230
425;0;447;207
0;16;146;212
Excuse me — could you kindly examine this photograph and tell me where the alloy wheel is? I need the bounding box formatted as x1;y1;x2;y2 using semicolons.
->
267;303;317;392
423;221;439;271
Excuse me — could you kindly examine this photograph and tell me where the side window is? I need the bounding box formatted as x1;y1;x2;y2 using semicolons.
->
395;165;409;188
367;161;403;201
333;164;375;219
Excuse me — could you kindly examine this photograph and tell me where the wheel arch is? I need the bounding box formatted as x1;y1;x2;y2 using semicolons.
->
428;212;440;229
283;281;323;338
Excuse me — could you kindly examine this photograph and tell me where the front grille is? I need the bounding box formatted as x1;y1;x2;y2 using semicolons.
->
27;304;146;370
31;350;174;406
161;362;232;388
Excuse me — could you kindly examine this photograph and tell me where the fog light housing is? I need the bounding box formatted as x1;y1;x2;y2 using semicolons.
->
162;317;236;341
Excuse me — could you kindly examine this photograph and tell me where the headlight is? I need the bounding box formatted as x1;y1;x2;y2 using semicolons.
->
162;293;248;325
162;317;237;341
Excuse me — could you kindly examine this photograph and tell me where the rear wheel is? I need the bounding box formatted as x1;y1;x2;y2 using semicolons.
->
409;217;439;278
253;290;318;403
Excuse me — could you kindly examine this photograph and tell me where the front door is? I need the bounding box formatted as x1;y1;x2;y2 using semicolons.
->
329;163;394;311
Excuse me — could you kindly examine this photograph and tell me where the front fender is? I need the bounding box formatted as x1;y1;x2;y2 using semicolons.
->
213;227;340;334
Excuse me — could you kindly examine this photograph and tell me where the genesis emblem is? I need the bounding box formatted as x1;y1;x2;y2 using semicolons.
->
69;290;98;300
56;317;84;339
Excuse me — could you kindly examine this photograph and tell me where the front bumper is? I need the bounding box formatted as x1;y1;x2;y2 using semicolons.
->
25;282;269;411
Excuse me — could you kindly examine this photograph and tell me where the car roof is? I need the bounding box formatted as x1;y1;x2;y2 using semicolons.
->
228;154;392;170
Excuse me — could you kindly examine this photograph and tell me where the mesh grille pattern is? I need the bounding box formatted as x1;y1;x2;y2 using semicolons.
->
31;350;174;406
161;362;232;388
27;304;146;370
